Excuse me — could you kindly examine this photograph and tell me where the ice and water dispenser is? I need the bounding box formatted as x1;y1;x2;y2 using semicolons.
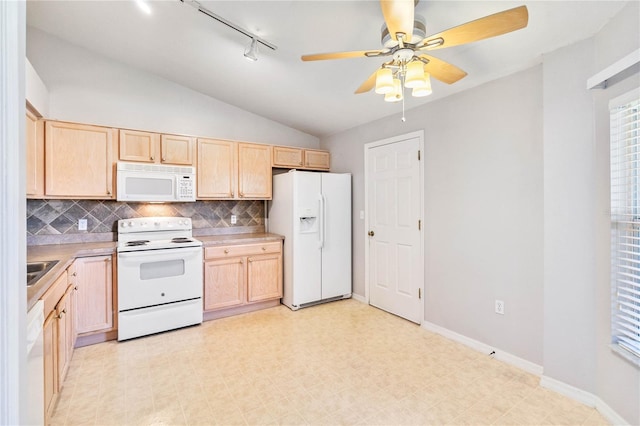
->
298;207;319;233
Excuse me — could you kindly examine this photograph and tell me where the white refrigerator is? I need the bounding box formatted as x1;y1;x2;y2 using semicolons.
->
268;170;351;310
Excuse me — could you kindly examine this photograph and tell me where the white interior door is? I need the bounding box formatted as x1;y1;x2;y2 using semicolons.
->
366;133;423;324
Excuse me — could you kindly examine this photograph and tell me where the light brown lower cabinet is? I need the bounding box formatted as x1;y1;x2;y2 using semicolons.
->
40;254;116;423
73;255;117;346
41;270;73;424
56;284;76;383
203;241;283;319
43;310;57;422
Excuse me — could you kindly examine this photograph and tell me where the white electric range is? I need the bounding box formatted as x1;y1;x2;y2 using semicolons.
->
116;217;203;341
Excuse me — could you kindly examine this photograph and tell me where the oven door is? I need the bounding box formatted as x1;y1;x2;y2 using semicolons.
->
118;246;203;311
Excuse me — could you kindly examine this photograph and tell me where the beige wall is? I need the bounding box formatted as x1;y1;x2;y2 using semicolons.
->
26;27;319;149
322;65;544;365
321;2;640;423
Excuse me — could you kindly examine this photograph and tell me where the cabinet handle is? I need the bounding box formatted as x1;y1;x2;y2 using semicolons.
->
239;259;244;264
106;258;111;263
162;157;166;162
150;156;154;161
261;247;266;251
57;308;66;319
72;272;77;277
239;191;244;197
224;249;229;254
74;286;78;291
107;190;111;195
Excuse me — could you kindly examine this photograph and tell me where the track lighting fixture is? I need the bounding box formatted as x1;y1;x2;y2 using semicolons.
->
244;38;258;62
180;0;277;61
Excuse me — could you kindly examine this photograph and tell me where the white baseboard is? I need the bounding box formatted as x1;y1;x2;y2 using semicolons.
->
421;320;543;376
540;376;629;426
351;293;366;304
419;321;628;425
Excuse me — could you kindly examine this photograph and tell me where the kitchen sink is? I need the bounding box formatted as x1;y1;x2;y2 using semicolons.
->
26;260;59;287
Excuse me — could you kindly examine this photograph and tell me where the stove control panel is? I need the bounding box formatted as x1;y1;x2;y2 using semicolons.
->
118;217;192;233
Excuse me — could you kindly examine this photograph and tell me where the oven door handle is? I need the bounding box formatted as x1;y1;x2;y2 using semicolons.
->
118;247;202;259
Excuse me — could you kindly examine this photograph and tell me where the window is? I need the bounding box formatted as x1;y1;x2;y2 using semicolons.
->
610;88;640;361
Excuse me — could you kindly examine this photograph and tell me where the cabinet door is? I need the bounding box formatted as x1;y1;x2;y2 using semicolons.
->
304;149;330;170
272;146;303;168
74;256;114;335
56;285;75;386
45;121;116;198
237;143;272;199
247;253;282;303
43;310;57;422
197;138;236;199
161;134;193;165
26;110;44;197
119;129;158;163
204;258;245;310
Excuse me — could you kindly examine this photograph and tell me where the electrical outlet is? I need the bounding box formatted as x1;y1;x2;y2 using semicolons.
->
495;300;505;315
78;218;88;231
230;214;237;225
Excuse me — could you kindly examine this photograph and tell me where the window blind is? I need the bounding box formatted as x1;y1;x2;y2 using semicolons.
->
611;89;640;359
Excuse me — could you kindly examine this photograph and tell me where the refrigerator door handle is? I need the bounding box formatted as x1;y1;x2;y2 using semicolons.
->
319;193;326;249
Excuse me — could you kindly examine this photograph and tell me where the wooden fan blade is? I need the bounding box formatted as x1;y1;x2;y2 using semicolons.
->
380;0;415;42
301;49;387;61
419;5;528;50
355;69;379;94
419;55;467;85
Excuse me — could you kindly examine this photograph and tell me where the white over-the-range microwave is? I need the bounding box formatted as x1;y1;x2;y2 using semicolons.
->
116;162;196;202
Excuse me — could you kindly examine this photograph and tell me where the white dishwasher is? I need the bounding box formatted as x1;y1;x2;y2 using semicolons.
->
26;300;44;426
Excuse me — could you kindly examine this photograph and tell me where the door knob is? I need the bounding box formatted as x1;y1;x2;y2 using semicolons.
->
368;230;375;237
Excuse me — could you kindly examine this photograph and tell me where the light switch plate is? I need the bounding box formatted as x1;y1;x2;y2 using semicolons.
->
230;215;237;225
78;218;88;231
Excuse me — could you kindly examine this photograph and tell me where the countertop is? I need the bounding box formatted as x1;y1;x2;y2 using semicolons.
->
26;233;283;311
196;232;283;246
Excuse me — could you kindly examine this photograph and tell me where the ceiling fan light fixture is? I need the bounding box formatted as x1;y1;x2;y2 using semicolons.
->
384;78;403;102
244;38;258;62
412;73;433;97
375;68;394;94
404;60;425;88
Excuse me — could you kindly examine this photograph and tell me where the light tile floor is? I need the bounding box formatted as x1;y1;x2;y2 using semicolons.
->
51;300;609;425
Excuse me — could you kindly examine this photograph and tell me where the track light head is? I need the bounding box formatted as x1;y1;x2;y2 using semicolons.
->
244;38;258;62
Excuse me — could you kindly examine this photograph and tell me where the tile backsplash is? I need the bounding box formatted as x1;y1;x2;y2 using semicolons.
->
27;199;265;245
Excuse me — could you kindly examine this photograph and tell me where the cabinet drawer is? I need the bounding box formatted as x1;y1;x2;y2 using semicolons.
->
41;271;68;315
205;242;281;259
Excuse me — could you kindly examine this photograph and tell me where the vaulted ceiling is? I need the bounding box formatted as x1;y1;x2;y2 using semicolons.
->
27;1;628;137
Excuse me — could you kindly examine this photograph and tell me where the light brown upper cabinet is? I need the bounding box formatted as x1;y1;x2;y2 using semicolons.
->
26;110;44;197
197;138;236;199
272;146;330;171
120;129;194;166
45;121;116;199
119;129;159;163
303;149;330;170
272;146;303;168
238;143;272;199
197;140;272;200
161;134;194;165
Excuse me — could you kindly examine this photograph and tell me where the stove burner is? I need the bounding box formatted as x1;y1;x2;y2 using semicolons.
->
126;240;150;247
171;237;193;244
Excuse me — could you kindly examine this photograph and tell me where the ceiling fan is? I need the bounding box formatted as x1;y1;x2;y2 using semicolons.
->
301;1;528;104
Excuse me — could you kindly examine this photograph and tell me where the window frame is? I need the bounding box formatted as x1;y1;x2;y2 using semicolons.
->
610;87;640;366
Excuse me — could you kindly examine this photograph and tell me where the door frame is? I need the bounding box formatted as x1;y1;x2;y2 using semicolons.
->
364;131;425;322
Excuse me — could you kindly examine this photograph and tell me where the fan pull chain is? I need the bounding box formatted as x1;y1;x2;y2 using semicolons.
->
401;71;406;122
